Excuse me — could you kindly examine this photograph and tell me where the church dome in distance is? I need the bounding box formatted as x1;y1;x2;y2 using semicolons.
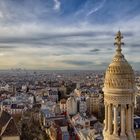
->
104;31;135;93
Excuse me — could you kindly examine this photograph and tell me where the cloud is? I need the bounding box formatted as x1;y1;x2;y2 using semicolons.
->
90;49;100;52
86;0;106;16
0;45;16;49
0;0;139;70
0;11;4;19
0;53;4;56
53;0;61;11
129;44;140;48
0;22;139;70
0;0;61;24
62;60;93;66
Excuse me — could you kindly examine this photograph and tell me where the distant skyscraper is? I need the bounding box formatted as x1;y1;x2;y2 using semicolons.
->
103;31;136;140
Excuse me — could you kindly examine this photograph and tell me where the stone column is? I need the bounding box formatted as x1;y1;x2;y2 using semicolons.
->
132;105;133;129
120;105;126;136
126;104;135;140
113;105;118;135
108;104;113;134
104;103;108;131
126;105;132;134
131;104;135;135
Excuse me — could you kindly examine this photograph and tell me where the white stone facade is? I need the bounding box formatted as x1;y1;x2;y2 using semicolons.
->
66;96;77;115
103;31;136;140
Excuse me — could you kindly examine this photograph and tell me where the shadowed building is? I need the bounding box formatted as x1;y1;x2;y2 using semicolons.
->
86;93;100;116
0;110;20;140
103;31;136;140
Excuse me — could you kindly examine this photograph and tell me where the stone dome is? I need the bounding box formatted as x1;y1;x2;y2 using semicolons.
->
104;31;135;92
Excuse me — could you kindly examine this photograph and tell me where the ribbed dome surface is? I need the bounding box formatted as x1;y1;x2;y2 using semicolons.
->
104;31;135;90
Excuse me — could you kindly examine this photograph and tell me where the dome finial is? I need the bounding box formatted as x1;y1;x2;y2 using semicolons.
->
114;31;124;53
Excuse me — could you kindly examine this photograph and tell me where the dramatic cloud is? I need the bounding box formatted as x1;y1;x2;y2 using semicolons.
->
0;0;139;70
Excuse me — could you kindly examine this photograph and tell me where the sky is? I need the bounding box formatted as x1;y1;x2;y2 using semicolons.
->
0;0;140;70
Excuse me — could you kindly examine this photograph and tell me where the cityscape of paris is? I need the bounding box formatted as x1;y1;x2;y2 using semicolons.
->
0;0;140;140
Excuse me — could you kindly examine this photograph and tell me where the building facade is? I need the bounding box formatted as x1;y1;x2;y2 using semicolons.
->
66;96;77;116
86;93;100;115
